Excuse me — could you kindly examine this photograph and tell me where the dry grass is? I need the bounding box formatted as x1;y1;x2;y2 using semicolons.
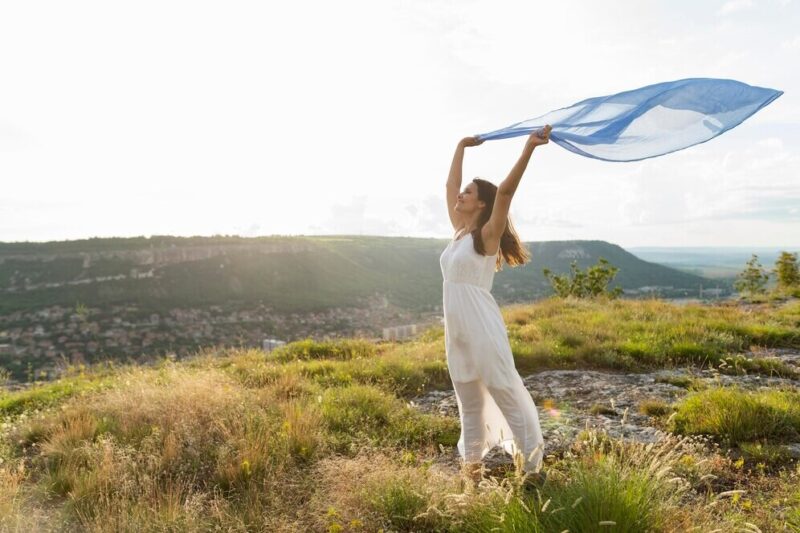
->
1;297;799;531
5;362;322;531
0;458;61;531
307;450;458;532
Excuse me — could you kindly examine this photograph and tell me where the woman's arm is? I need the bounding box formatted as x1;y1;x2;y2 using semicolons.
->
498;125;551;196
446;136;483;230
483;126;552;243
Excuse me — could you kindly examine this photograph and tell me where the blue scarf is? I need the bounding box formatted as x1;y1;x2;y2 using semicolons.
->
476;78;783;162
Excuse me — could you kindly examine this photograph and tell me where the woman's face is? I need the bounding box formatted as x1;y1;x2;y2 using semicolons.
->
455;182;484;214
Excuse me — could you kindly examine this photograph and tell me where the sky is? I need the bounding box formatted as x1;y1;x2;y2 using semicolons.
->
1;0;798;247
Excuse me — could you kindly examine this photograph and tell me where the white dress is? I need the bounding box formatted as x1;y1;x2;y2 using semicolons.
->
439;229;545;471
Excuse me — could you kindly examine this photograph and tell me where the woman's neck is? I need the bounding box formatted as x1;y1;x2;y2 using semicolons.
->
465;223;483;234
462;216;481;235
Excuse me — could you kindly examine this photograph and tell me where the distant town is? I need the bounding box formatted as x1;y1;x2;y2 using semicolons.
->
0;296;441;387
1;285;733;388
2;235;760;389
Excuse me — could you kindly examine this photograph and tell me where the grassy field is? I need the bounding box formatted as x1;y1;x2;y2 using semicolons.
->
1;297;799;531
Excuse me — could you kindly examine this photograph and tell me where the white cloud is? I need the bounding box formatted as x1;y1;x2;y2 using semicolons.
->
718;0;755;15
1;0;798;247
782;35;800;49
0;121;36;152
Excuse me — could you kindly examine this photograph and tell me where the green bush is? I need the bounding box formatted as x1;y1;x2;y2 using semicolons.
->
654;374;704;390
590;403;618;416
320;384;459;450
788;487;800;532
670;387;800;445
538;455;673;533
543;258;623;299
268;338;377;362
734;254;770;297
639;399;672;417
367;478;433;531
738;441;793;468
0;376;115;417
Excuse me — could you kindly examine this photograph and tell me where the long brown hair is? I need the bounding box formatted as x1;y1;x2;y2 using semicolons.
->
470;178;531;271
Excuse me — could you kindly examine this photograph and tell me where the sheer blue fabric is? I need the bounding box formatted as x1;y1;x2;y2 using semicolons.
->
476;78;783;162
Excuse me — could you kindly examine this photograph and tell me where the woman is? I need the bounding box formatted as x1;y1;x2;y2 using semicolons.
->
439;125;552;486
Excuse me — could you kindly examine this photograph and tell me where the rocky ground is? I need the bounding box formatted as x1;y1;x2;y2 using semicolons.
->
410;349;800;474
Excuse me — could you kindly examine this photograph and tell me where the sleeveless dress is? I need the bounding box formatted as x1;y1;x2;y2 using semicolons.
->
439;229;545;471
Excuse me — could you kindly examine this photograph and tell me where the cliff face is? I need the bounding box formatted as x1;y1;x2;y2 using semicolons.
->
556;247;591;260
1;241;316;268
0;236;717;316
1;242;322;293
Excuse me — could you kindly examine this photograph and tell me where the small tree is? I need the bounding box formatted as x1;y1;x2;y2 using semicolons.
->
773;251;799;291
734;254;769;296
75;301;89;321
543;257;623;299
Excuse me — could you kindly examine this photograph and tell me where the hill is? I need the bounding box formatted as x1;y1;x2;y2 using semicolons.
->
0;235;710;315
0;235;714;382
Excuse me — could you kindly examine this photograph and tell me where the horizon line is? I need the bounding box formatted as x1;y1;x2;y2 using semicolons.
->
1;233;799;250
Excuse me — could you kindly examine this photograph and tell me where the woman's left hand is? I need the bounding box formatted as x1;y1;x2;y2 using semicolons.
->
526;125;552;147
460;136;485;148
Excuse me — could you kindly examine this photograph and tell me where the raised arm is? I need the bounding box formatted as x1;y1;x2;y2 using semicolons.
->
445;142;466;231
446;136;484;231
483;125;552;244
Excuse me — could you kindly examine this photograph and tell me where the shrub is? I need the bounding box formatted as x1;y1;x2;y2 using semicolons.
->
590;403;618;416
734;254;770;297
773;251;800;291
269;338;377;362
670;387;800;445
542;258;623;299
639;399;672;417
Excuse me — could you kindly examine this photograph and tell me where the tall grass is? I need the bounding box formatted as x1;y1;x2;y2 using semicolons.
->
670;386;800;445
1;297;798;530
267;337;378;362
0;373;117;418
421;428;709;533
502;297;800;376
5;364;314;530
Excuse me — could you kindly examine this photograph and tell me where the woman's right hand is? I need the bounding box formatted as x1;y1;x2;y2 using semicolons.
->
459;136;484;148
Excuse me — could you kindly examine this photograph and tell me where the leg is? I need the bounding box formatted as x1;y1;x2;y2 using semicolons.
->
462;461;483;485
486;376;545;473
452;379;487;474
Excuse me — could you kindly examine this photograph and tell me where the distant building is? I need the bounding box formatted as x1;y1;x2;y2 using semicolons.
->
639;285;674;292
383;324;420;341
262;338;286;352
699;286;724;298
